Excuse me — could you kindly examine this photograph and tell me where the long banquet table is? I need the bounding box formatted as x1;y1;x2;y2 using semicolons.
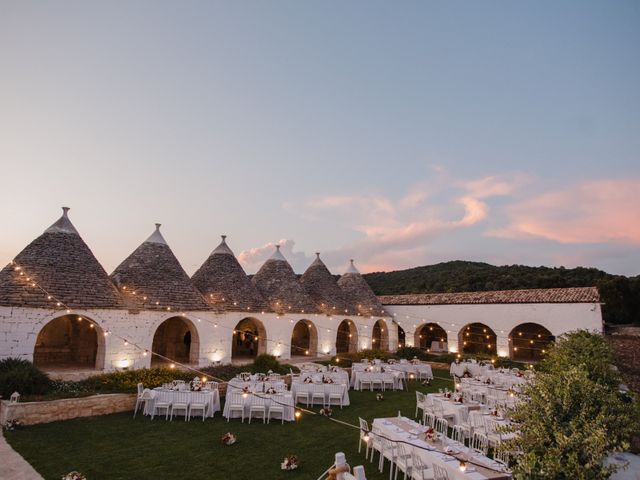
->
372;417;511;480
144;387;221;418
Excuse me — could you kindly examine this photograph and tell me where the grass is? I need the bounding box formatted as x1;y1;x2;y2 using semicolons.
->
5;369;454;480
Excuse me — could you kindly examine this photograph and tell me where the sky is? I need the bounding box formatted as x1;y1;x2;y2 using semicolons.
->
1;1;639;277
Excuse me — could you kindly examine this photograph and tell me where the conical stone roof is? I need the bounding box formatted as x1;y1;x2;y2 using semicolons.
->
110;224;209;311
252;245;318;314
338;260;387;316
300;253;349;315
0;207;126;309
191;236;269;312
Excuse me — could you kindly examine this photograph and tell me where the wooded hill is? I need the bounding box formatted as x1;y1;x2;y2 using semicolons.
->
363;261;640;325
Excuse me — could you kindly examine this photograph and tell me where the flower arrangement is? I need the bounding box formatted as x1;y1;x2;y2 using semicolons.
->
376;393;384;401
454;394;463;403
515;370;524;378
323;377;334;384
190;377;203;391
61;472;86;480
411;356;420;365
490;408;499;416
484;378;493;385
424;427;436;442
319;407;333;417
444;391;452;399
242;386;250;394
221;432;237;445
388;359;397;365
281;454;299;470
303;376;313;384
3;419;21;431
462;368;471;378
266;387;276;394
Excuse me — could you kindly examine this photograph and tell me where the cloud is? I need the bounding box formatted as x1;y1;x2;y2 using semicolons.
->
487;179;640;245
238;238;314;273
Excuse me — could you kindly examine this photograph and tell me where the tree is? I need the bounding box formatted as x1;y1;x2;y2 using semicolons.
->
505;331;639;479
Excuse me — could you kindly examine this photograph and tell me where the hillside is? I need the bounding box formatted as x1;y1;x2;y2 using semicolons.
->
363;261;640;325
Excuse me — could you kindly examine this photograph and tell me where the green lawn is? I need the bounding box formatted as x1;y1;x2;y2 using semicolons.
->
6;369;454;480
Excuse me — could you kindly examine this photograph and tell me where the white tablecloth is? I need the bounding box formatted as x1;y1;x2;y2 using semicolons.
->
372;417;511;480
227;378;287;392
388;363;433;379
290;382;350;406
427;393;482;425
144;388;221;417
222;392;295;421
299;371;349;385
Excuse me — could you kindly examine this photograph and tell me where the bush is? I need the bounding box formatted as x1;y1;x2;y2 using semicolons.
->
0;358;51;398
395;347;430;361
505;330;640;479
79;368;194;393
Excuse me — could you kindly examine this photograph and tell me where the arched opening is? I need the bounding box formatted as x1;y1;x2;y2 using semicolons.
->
509;323;554;362
397;324;406;348
34;315;104;370
232;317;267;360
151;316;200;366
458;323;497;355
336;320;358;354
415;323;448;352
372;319;389;350
290;319;318;358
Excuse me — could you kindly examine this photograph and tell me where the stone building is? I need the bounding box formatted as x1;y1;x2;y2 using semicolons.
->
0;208;394;371
0;208;602;372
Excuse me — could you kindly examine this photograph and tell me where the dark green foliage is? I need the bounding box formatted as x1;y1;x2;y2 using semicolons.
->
0;358;51;398
364;260;640;324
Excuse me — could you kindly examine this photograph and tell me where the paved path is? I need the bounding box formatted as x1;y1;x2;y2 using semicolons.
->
0;431;44;480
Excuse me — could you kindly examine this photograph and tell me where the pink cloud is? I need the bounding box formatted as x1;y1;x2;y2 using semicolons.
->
488;179;640;245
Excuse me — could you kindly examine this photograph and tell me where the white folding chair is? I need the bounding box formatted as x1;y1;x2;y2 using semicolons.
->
469;411;486;436
327;384;345;409
493;445;511;471
382;373;395;391
423;412;436;428
248;395;267;424
267;393;286;424
411;453;433;480
205;381;219;391
170;392;190;421
226;391;245;422
471;431;489;456
358;417;370;455
311;384;326;408
393;443;412;480
378;438;397;480
294;384;310;407
133;383;145;418
434;417;448;438
369;425;383;463
151;391;171;420
188;392;208;421
450;424;465;445
359;373;372;391
415;391;426;418
371;375;384;392
432;462;450;480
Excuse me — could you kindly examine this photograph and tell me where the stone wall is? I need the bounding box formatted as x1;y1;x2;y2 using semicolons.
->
0;394;136;426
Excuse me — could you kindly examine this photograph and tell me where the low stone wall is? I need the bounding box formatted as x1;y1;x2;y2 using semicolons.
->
0;394;136;426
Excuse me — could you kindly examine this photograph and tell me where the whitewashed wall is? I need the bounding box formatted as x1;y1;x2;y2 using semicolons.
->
385;302;603;357
0;306;393;371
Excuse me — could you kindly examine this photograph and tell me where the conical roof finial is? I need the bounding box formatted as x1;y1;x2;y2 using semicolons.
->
145;223;167;245
346;259;360;274
270;244;287;261
44;207;79;235
212;235;234;255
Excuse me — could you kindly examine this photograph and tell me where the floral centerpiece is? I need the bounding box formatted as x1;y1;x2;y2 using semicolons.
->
454;393;463;403
190;376;203;391
221;432;237;445
242;386;250;394
323;376;334;384
376;393;384;401
281;454;299;470
515;370;524;378
462;367;471;378
61;472;86;480
319;407;332;417
424;427;437;442
490;408;499;416
484;378;493;385
266;387;276;394
3;419;21;431
411;356;420;365
330;366;340;373
303;376;313;384
388;359;397;365
444;391;452;399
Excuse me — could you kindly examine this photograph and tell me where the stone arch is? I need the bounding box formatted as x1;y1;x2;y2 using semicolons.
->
415;323;448;352
290;319;318;357
508;323;554;362
372;319;389;351
151;316;200;365
458;323;497;355
397;324;406;348
34;314;105;370
336;319;358;354
232;317;267;360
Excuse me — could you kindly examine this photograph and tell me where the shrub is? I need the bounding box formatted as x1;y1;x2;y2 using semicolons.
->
395;347;429;361
0;358;51;398
79;368;193;393
505;330;640;479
